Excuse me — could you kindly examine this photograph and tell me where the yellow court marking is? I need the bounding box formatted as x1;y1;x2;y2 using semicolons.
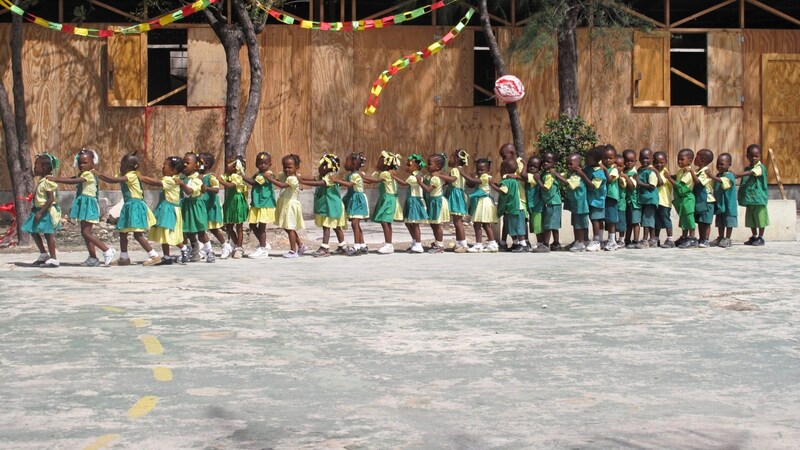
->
100;306;125;313
152;366;173;381
83;434;120;450
127;396;159;419
138;335;164;354
130;318;151;328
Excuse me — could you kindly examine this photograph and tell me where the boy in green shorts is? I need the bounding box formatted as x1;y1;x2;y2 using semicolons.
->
637;148;660;248
494;158;527;252
712;153;737;248
693;149;717;248
537;152;563;251
554;153;590;252
652;151;675;248
735;144;769;246
525;155;548;253
622;150;642;248
667;149;698;248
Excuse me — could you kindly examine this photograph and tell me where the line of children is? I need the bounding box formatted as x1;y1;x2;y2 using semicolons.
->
24;143;772;266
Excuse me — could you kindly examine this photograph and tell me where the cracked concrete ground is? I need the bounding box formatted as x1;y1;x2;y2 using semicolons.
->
0;241;799;449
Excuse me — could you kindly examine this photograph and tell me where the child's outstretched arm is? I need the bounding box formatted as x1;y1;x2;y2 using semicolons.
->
217;175;235;188
264;172;289;189
574;167;594;187
437;171;457;183
532;170;545;188
96;173;127;184
46;175;84;185
334;175;355;188
489;181;505;193
360;171;380;184
176;177;193;196
298;176;326;187
732;168;756;178
138;174;163;187
391;172;409;187
652;170;665;187
638;170;657;191
551;169;571;186
459;168;480;186
417;174;433;194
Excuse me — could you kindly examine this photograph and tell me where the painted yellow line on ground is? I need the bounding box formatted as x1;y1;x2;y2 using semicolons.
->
100;306;125;313
127;396;159;419
130;318;150;328
152;366;173;381
83;434;120;450
138;335;164;354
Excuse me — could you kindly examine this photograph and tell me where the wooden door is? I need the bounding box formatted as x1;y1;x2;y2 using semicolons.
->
187;28;227;107
707;31;743;107
761;53;800;183
632;31;670;107
107;34;147;107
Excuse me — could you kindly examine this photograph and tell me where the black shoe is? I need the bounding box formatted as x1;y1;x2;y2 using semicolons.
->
675;236;687;247
156;256;174;266
753;236;765;246
743;236;757;245
498;243;510;252
511;244;527;253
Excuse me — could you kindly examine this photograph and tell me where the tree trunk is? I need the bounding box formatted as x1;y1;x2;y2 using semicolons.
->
231;0;263;156
557;0;580;118
478;0;525;156
5;6;34;245
219;28;244;159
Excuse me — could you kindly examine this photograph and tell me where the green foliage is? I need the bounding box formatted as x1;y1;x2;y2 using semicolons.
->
507;0;652;71
535;113;597;172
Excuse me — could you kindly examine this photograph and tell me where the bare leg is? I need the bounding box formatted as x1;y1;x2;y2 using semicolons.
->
453;215;465;242
133;231;154;252
256;224;267;247
352;218;363;244
322;227;331;245
120;232;129;253
45;234;57;258
473;223;483;244
209;228;226;245
483;223;495;242
725;227;733;239
287;229;297;251
334;227;345;243
162;243;170;256
235;223;244;247
81;221;109;257
381;222;393;244
552;230;560;245
32;233;46;254
430;224;443;242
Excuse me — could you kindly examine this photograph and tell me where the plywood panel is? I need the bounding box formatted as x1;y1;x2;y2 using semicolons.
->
707;31;743;107
353;26;436;169
577;28;592;123
310;30;354;162
249;26;312;174
761;53;800;183
668;107;743;172
107;34;147;107
434;27;473;107
632;31;669;107
435;106;511;178
188;28;227;107
497;28;558;153
592;30;668;151
146;106;224;176
742;30;800;150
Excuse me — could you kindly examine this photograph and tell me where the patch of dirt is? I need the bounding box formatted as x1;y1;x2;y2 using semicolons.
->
708;298;761;312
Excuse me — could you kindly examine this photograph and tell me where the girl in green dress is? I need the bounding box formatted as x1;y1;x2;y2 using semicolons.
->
180;152;210;263
218;155;249;258
418;153;450;254
337;152;370;256
395;154;429;254
436;149;469;252
362;151;403;255
23;153;62;267
198;152;225;262
244;152;277;259
301;154;347;257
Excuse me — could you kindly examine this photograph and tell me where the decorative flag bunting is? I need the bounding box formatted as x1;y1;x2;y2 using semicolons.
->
0;0;217;38
364;7;474;115
257;0;455;32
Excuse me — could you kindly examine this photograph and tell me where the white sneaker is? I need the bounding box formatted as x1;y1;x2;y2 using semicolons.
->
585;241;601;252
377;243;394;254
43;258;60;268
485;242;499;253
467;244;484;253
263;242;272;251
248;247;269;259
410;243;424;253
198;248;207;260
220;243;232;259
604;241;619;251
33;253;49;266
102;248;116;266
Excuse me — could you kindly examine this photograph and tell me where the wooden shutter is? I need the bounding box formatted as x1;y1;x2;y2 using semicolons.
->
761;54;800;183
707;31;743;107
107;34;147;107
187;28;227;107
633;31;670;107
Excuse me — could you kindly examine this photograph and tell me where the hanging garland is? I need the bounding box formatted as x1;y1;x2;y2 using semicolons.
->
257;0;455;31
0;0;217;38
364;7;474;115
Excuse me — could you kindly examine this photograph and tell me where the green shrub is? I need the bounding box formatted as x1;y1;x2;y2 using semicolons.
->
535;114;598;173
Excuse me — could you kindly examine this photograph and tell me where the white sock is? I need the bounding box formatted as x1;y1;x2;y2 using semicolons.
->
180;245;187;251
488;240;497;245
120;252;129;259
458;240;467;247
666;236;674;241
608;235;616;244
204;242;212;251
435;241;443;247
338;241;347;247
519;240;527;246
148;250;158;257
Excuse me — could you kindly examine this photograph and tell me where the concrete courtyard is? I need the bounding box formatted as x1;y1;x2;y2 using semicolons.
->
1;241;799;449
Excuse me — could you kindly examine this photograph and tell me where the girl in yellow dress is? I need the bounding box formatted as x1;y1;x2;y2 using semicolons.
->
96;152;161;266
300;154;348;257
142;156;191;264
437;149;470;253
418;153;450;254
460;158;499;253
271;154;306;258
47;148;116;266
394;154;429;254
243;152;276;259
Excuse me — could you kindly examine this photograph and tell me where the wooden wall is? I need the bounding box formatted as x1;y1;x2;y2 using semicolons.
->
2;24;800;191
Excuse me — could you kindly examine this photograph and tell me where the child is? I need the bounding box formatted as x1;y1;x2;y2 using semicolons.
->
180;152;210;263
418;153;450;253
362;151;403;255
394;154;429;254
244;152;276;259
272;154;306;258
437;149;469;253
615;155;629;244
494;158;526;252
553;153;590;252
461;158;499;253
217;155;248;259
23;153;62;267
602;145;620;251
498;143;526;250
96;152;161;266
338;152;370;256
622;149;642;248
525;155;548;253
652;151;675;248
637;148;660;248
693;149;717;248
584;146;608;252
47;148;116;266
301;154;348;257
145;156;190;264
712;153;737;248
536;152;562;251
734;144;769;246
668;148;697;248
198;152;224;262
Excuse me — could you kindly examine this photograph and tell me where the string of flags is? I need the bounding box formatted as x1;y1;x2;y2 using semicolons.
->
0;0;217;38
364;7;474;115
